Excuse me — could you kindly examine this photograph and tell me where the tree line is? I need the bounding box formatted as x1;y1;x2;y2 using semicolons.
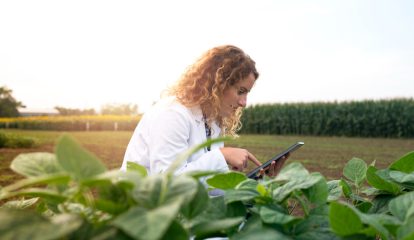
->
0;86;139;117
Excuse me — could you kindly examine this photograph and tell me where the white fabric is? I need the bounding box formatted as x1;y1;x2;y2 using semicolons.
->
121;96;229;175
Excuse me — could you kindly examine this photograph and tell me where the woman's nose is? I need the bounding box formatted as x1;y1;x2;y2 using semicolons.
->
238;95;247;108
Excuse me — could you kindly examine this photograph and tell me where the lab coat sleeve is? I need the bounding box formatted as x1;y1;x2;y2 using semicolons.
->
148;108;228;174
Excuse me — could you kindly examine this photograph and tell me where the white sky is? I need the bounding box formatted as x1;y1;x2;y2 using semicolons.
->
1;0;413;113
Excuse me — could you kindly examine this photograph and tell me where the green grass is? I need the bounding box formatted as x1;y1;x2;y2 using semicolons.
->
1;130;413;186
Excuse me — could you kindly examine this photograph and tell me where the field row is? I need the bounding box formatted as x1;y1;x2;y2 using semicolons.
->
1;130;413;186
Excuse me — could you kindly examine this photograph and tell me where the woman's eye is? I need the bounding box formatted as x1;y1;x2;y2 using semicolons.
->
238;89;246;95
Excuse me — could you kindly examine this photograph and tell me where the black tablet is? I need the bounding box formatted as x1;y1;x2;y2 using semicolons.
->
246;141;304;179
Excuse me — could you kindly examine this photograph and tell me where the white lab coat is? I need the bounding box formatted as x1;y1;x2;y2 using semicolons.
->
121;96;230;175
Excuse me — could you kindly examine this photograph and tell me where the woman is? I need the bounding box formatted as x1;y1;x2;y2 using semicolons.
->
121;45;286;177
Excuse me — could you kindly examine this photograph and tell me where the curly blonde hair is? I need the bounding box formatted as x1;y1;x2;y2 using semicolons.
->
168;45;259;136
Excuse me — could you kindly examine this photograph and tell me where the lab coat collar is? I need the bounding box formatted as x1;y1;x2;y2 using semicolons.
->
190;105;221;137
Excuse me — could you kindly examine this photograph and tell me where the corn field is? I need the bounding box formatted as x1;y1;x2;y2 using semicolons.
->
240;98;414;138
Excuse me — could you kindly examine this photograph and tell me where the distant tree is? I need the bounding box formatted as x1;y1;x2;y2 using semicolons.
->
0;86;25;117
100;103;139;115
54;106;96;115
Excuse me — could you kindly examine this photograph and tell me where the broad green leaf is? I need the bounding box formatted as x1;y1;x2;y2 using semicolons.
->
56;134;107;180
132;175;197;209
339;179;352;198
10;152;62;177
389;191;414;222
303;173;328;205
232;226;291;240
224;188;258;204
161;220;189;240
236;178;259;190
0;188;66;204
397;215;414;240
294;214;338;240
167;137;230;174
327;180;342;201
81;169;141;188
343;157;367;186
192;217;244;239
389;151;414;173
180;180;209;219
126;161;147;176
330;203;392;240
366;166;401;195
2;174;70;192
94;199;129;215
273;173;323;202
189;196;246;230
0;198;38;210
184;170;220;179
206;172;247;190
356;201;373;213
112;199;182;240
274;162;309;182
0;209;82;240
389;170;414;189
260;205;299;225
358;213;391;240
132;175;165;208
369;194;394;214
329;201;363;236
164;175;198;206
256;183;267;196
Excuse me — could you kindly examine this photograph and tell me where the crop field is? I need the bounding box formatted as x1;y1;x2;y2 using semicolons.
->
1;129;413;186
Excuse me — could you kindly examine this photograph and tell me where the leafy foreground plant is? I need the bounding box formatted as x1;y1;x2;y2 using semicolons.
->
1;134;414;240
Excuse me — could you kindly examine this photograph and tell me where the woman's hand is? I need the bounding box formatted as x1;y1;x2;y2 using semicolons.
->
220;147;261;171
259;153;290;177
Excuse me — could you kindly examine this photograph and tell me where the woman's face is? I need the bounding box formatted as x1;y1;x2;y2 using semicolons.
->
220;72;256;118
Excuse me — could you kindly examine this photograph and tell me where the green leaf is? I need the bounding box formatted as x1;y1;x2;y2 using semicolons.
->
55;134;107;180
161;220;189;240
2;173;70;192
224;188;258;204
126;161;147;176
327;180;342;201
366;166;401;195
94;198;129;215
294;214;338;240
358;213;391;240
303;173;328;205
192;217;244;239
0;188;67;204
206;171;247;190
233;226;291;240
389;151;414;173
10;152;62;177
260;205;299;225
389;170;414;189
112;199;182;240
180;180;209;219
0;198;39;210
343;157;367;186
329;201;363;236
0;209;82;240
167;137;231;174
274;162;309;182
132;175;197;209
339;179;352;198
389;191;414;222
273;173;323;202
397;215;414;240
